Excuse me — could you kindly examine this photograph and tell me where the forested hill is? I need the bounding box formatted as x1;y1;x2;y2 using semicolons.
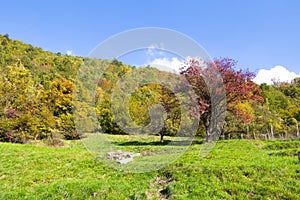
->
0;33;133;143
0;33;300;144
0;33;83;142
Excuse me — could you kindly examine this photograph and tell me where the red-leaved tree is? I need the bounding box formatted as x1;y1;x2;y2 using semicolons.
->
180;58;264;142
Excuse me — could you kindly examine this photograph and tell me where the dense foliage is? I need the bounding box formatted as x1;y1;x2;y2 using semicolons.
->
0;34;82;142
0;34;300;143
180;58;264;141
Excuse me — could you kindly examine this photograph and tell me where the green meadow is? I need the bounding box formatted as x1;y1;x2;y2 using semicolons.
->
1;135;299;199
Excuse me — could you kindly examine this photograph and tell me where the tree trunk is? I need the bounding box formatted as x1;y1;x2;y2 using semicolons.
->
296;123;299;138
220;127;225;140
160;133;164;143
159;122;166;143
205;123;216;142
205;118;212;142
206;128;214;142
270;124;274;139
204;115;223;143
246;125;249;139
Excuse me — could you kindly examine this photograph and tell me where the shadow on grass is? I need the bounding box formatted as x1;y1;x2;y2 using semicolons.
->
112;139;204;147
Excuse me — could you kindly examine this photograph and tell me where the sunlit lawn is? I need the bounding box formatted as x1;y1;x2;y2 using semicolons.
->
0;135;299;199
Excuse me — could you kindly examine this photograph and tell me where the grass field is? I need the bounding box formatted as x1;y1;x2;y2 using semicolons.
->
0;134;300;199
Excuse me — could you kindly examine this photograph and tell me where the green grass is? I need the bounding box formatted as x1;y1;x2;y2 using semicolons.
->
0;135;300;199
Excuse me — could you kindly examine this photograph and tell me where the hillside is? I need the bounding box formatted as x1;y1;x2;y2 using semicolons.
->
0;34;131;142
0;33;300;144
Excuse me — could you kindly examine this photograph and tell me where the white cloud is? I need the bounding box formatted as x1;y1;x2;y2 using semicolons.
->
148;57;183;73
66;50;72;55
146;43;165;56
254;65;299;85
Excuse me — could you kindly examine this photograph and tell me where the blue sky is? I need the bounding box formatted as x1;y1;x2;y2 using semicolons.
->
1;0;300;83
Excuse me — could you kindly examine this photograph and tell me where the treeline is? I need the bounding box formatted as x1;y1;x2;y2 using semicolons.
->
222;78;300;139
0;34;299;143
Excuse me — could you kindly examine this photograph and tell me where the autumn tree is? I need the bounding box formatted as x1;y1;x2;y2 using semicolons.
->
0;62;41;142
158;86;181;142
180;58;264;142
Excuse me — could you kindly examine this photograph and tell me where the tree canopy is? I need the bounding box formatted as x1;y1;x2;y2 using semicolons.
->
0;34;300;143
